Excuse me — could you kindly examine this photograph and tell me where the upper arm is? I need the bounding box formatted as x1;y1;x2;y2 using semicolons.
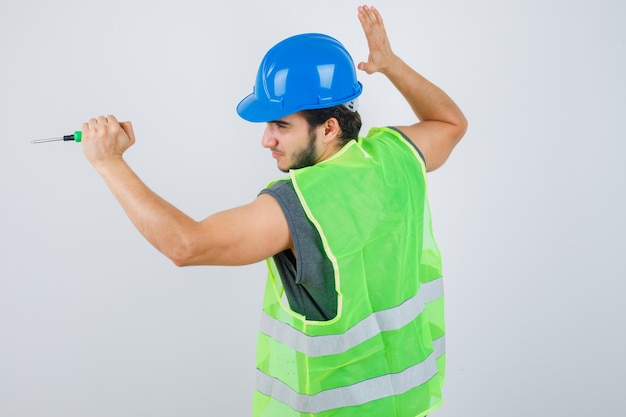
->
175;193;292;267
394;119;467;172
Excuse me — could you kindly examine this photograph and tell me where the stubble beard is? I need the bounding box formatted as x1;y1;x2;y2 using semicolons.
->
279;131;318;173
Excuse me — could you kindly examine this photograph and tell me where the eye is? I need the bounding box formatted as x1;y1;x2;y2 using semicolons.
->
269;120;289;130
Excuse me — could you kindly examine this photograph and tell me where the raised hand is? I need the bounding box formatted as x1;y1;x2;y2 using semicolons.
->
357;5;396;75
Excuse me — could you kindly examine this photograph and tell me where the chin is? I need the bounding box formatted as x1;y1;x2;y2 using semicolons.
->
277;162;290;173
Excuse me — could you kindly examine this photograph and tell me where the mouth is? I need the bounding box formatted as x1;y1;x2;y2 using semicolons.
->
270;149;282;159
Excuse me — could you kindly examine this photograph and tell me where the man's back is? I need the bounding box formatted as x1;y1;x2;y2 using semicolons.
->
255;127;446;416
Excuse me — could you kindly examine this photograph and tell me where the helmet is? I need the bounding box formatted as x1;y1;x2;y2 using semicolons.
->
237;33;363;122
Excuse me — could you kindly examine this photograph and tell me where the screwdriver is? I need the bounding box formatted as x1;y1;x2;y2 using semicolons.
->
31;131;82;144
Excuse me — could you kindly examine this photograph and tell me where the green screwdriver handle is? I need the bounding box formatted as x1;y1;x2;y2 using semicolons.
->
63;131;82;142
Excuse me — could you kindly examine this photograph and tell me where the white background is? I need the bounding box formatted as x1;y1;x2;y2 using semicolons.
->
1;0;624;416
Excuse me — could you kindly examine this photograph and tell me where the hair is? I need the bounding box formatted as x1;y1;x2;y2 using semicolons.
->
301;105;362;146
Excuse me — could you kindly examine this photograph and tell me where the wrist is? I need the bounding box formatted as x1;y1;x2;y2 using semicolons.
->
380;54;407;78
91;155;128;177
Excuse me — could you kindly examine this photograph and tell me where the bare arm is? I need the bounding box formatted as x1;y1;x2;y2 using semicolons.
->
357;5;467;171
81;116;292;267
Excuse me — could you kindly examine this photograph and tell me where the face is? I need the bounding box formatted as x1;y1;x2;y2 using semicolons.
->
262;113;321;172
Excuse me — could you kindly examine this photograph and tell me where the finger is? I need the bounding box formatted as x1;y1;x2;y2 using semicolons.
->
81;122;90;137
357;5;369;28
365;6;377;24
120;121;136;144
358;60;375;74
369;6;383;25
104;114;123;137
357;6;375;73
358;5;377;27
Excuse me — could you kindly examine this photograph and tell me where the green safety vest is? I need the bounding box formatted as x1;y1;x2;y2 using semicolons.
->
255;127;445;417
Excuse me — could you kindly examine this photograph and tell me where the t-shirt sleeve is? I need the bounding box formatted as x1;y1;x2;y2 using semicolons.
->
259;179;337;321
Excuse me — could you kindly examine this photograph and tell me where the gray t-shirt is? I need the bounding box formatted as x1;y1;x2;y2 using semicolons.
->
260;180;337;321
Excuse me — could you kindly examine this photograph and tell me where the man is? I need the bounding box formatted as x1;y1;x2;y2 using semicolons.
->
81;5;467;417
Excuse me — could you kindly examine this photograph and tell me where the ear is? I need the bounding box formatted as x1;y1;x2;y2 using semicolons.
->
321;118;341;144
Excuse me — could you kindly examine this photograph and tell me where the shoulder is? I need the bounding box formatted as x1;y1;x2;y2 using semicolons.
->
362;126;426;164
260;179;302;229
260;178;298;209
262;178;294;194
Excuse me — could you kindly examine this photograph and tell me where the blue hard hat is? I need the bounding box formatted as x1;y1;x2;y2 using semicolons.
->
237;33;363;122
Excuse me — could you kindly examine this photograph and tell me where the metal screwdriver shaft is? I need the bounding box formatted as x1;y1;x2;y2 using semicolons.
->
31;131;82;144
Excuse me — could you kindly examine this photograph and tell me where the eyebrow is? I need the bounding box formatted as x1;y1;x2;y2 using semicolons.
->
269;119;290;127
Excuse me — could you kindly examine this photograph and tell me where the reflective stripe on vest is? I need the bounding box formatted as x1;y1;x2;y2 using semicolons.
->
255;336;445;414
259;277;444;357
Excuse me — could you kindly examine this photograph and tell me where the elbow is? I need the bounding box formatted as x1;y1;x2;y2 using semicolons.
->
170;256;191;268
168;245;201;267
164;239;200;267
425;116;468;173
444;115;467;155
158;225;211;267
460;115;469;138
167;239;223;267
168;251;192;268
453;112;469;144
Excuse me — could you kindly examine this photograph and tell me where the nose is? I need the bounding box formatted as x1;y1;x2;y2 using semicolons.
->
261;125;277;149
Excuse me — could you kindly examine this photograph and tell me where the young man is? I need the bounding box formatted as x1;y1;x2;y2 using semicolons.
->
81;5;466;416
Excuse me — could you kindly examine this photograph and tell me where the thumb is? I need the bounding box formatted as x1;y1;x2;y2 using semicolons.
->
120;121;136;144
357;60;374;75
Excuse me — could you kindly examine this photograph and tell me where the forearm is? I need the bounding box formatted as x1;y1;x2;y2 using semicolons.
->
93;157;197;263
357;5;467;171
383;55;467;129
384;56;467;171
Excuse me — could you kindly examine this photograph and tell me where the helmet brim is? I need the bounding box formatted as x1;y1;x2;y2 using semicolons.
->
237;82;363;123
236;93;281;123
